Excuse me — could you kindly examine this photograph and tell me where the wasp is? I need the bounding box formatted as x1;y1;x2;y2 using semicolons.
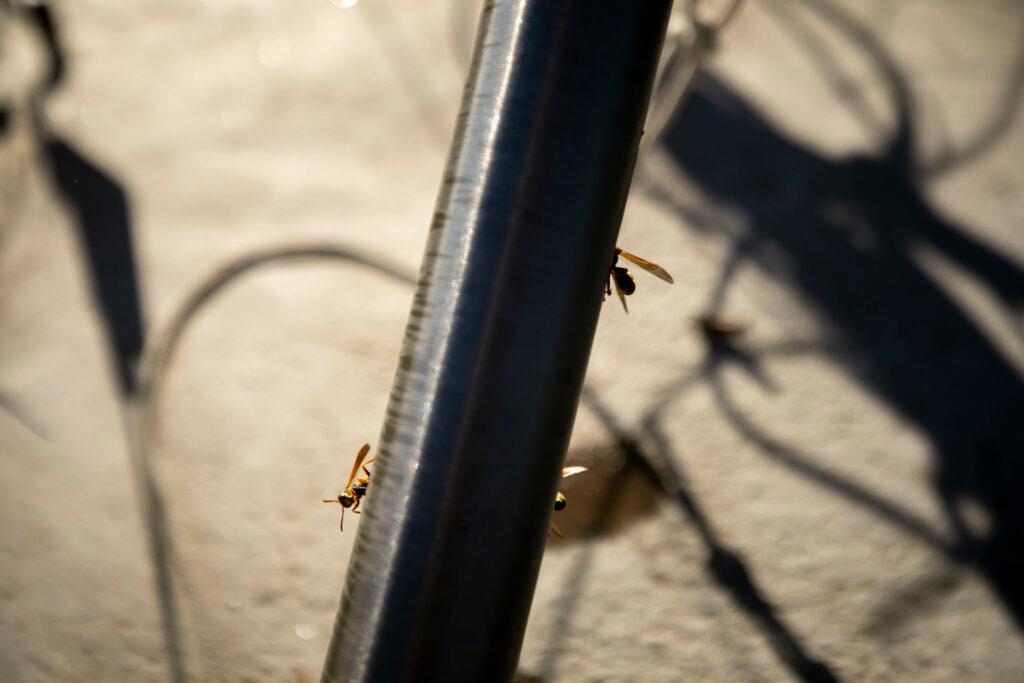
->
550;465;587;538
606;247;674;313
323;443;374;531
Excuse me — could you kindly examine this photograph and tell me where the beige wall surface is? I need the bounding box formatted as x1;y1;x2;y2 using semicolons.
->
1;1;1023;680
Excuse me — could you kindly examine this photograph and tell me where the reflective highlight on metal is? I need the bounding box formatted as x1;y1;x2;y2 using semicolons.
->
321;1;672;681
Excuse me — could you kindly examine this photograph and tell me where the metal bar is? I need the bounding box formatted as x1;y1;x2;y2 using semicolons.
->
321;1;672;681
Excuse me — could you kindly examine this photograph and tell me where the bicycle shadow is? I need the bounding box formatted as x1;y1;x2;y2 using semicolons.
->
535;4;1024;676
657;54;1024;634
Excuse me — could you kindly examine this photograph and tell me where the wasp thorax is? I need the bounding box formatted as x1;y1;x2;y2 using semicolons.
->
339;495;356;508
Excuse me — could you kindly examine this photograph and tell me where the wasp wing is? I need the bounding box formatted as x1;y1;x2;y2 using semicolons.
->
612;274;629;313
617;249;674;284
561;466;588;478
344;443;372;489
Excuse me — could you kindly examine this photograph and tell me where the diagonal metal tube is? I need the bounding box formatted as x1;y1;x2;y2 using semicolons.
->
321;1;672;680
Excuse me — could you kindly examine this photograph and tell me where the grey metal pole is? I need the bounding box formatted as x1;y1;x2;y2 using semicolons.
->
321;1;672;681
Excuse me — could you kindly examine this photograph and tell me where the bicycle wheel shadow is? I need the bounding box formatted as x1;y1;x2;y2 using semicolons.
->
656;35;1024;637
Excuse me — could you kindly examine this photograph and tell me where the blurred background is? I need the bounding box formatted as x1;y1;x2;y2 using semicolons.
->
2;0;1023;680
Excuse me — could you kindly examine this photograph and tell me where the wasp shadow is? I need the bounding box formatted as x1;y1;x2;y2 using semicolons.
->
655;0;1024;631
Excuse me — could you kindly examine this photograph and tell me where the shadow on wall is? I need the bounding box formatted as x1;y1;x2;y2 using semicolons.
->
14;1;145;394
656;0;1024;632
37;131;144;393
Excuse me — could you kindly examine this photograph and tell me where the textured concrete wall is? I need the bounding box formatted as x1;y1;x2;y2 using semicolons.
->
1;1;1023;681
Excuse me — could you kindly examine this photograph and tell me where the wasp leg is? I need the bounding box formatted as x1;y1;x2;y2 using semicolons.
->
361;457;376;478
339;508;345;531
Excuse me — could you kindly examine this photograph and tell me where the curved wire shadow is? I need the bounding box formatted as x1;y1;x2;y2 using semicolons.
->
788;0;1024;312
791;0;917;172
706;362;959;561
758;0;888;139
646;328;962;557
128;245;415;682
136;245;416;422
923;26;1024;179
767;0;1024;180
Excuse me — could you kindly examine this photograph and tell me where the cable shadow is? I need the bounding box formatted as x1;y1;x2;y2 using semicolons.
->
783;0;1024;182
576;387;841;683
923;26;1024;179
11;0;172;675
644;323;960;562
22;1;143;395
0;390;49;440
131;244;414;682
541;336;923;678
791;0;1024;311
758;0;887;141
36;132;144;392
16;10;416;682
765;0;1024;183
706;360;959;561
656;2;1024;630
136;245;416;422
121;398;186;683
